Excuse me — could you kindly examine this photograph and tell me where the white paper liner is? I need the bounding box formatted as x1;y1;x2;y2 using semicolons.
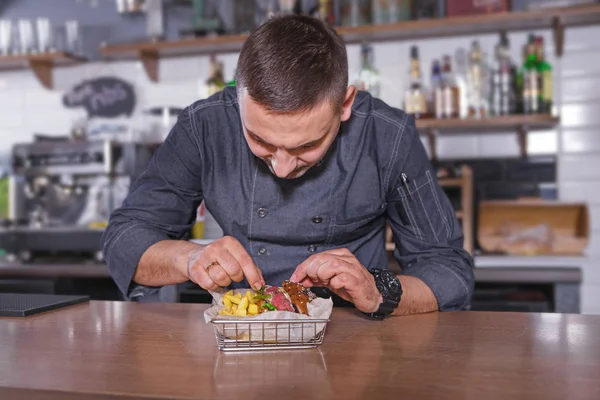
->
204;288;333;343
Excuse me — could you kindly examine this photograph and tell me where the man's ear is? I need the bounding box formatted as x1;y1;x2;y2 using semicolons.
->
340;86;358;122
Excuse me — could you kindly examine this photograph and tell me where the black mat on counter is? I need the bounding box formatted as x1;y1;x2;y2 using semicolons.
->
0;293;89;317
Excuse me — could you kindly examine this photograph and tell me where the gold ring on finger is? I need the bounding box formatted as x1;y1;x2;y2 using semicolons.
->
205;261;219;272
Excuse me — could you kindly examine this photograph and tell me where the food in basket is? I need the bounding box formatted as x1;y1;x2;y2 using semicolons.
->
219;280;315;316
205;283;334;347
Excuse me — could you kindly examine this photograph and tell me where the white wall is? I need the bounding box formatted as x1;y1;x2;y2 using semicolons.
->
0;25;597;313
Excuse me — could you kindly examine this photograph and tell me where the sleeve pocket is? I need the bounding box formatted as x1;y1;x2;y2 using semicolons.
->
393;170;452;243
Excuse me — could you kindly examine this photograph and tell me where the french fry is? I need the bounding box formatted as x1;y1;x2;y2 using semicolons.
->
245;290;255;304
220;289;270;317
225;294;241;305
235;297;249;316
235;307;247;316
223;296;233;311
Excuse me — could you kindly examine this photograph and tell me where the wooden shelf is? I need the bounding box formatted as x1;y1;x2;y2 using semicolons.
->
416;114;559;133
439;177;464;188
336;3;600;46
419;114;559;159
100;4;600;82
0;51;86;90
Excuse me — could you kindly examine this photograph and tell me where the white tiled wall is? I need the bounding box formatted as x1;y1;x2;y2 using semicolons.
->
0;25;598;313
559;26;600;315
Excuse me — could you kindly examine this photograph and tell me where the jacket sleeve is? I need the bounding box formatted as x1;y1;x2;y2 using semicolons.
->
101;107;204;300
386;118;474;311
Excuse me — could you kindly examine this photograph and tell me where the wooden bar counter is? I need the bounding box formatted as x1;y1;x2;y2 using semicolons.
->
1;301;600;399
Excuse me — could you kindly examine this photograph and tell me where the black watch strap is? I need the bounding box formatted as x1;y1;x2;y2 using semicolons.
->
365;268;402;319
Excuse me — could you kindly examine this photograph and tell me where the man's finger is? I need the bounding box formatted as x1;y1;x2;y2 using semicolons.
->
215;249;244;283
306;255;360;285
290;254;316;283
189;257;220;291
327;248;353;257
207;263;233;287
329;272;358;292
188;247;235;290
292;252;355;284
226;237;264;290
298;277;315;288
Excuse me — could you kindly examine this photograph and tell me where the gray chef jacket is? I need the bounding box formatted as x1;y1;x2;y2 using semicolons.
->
101;86;474;311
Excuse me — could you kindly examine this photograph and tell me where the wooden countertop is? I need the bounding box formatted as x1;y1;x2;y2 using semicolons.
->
1;302;599;399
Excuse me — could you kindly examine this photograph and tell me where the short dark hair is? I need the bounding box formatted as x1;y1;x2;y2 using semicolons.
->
236;15;348;113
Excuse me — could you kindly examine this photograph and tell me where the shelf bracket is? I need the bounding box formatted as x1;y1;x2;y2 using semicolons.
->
517;125;528;158
139;49;159;83
426;128;437;161
28;59;53;90
552;16;565;58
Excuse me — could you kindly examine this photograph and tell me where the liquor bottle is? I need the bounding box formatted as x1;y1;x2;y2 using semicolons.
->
255;0;279;26
355;42;381;97
490;32;516;116
372;0;411;24
430;60;443;119
454;48;469;119
226;68;236;87
316;0;336;24
522;34;539;114
191;201;206;239
341;0;371;27
279;0;296;15
515;43;526;115
467;41;486;119
412;0;443;19
204;55;225;98
536;37;553;115
404;45;429;119
441;55;460;119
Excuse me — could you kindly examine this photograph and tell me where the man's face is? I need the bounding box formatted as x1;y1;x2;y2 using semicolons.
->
239;88;356;179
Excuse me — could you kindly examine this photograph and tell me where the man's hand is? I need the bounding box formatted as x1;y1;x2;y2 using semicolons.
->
290;248;382;313
187;236;264;291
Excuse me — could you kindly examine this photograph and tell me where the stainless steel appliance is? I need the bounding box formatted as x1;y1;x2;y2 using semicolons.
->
0;137;156;263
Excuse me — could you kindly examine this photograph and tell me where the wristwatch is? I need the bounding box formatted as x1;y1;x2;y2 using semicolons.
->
364;268;402;319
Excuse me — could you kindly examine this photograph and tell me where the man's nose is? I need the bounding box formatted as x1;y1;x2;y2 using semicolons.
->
272;151;296;178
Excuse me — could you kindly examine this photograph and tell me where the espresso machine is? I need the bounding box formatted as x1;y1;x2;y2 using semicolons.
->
0;137;155;263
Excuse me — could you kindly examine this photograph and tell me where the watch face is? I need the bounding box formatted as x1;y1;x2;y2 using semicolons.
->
380;269;402;300
368;269;402;318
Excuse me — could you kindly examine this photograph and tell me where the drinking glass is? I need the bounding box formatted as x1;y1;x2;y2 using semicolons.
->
65;20;82;55
36;18;52;53
0;19;12;55
18;19;34;53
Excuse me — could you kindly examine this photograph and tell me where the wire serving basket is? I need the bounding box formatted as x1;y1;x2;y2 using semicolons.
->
211;318;330;352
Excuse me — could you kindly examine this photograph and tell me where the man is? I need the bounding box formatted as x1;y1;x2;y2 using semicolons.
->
102;15;474;318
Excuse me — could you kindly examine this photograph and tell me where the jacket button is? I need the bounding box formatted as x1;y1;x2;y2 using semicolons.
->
308;245;316;253
258;247;267;255
257;208;267;218
312;216;323;224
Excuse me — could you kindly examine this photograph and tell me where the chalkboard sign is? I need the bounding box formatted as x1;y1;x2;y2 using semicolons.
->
62;77;136;118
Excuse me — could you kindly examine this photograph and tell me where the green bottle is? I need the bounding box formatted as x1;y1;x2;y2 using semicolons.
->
226;69;236;87
0;175;8;220
535;37;553;115
522;34;539;114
